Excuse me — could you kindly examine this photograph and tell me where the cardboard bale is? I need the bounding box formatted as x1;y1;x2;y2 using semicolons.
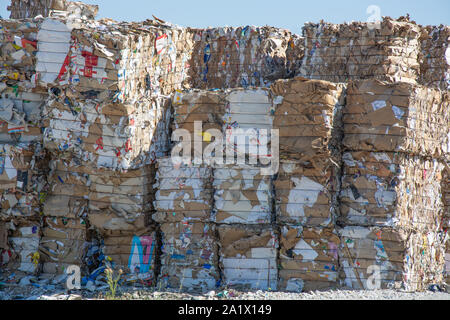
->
299;17;421;84
1;220;40;279
213;164;272;224
101;228;157;285
0;18;45;97
338;226;446;291
275;160;339;227
343;79;449;159
0;19;49;222
39;216;86;275
340;151;445;234
45;159;155;232
419;25;450;90
172;88;273;160
278;226;340;292
222;88;273;159
186;26;304;90
8;0;98;20
0;143;47;221
159;221;219;292
270;77;345;165
218;224;278;291
153;157;213;223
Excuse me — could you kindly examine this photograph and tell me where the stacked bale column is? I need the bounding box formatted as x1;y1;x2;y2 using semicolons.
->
154;158;218;292
215;89;278;291
299;17;421;84
0;19;49;283
153;91;225;292
340;79;449;291
270;77;345;292
39;20;177;286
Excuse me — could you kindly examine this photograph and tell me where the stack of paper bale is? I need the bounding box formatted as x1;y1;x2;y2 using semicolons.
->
299;17;421;84
339;79;449;291
0;18;50;282
419;25;450;90
0;220;41;282
270;77;345;292
214;164;278;291
37;18;178;284
8;0;99;20
186;26;304;90
215;88;279;291
39;216;86;275
154;157;218;292
164;87;280;291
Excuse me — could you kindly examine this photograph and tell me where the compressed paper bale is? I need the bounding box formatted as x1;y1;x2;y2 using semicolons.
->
339;151;445;234
0;19;43;91
39;217;86;269
172;88;274;160
153;157;213;223
0;143;47;220
270;77;345;167
419;25;450;90
343;79;450;158
8;0;99;20
1;221;41;276
213;164;272;224
0;19;49;221
186;26;304;90
43;158;155;231
278;226;340;292
299;17;422;84
275;160;339;227
218;224;278;291
0;90;46;143
100;228;157;284
338;226;446;291
338;226;405;290
159;221;219;292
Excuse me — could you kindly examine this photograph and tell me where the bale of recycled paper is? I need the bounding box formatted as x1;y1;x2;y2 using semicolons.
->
0;143;47;221
172;88;273;160
270;77;345;167
153;157;213;223
39;216;87;275
101;228;158;285
299;17;421;84
278;226;340;292
343;79;449;159
338;226;446;291
158;221;219;292
43;164;154;238
218;224;278;291
186;26;304;90
213;164;272;224
275;160;339;227
339;151;445;234
1;220;41;277
8;0;98;20
419;25;450;91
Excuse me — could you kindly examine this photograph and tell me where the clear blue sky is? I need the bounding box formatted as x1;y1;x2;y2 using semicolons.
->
1;0;449;34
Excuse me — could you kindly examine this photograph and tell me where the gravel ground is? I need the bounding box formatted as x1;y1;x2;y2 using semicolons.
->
1;285;450;300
